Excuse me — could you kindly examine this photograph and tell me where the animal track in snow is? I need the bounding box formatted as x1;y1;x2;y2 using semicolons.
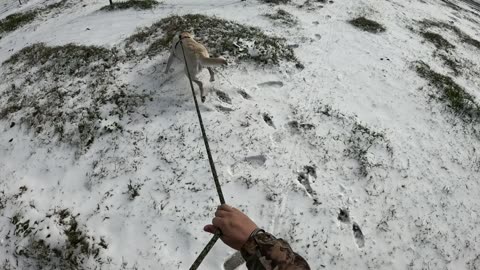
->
244;155;267;166
297;165;316;197
257;81;284;88
215;90;232;104
263;113;275;127
288;120;315;133
215;105;234;113
237;89;252;100
338;208;350;223
352;222;365;248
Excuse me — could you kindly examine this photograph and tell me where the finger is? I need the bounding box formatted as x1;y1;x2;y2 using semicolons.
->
215;209;230;218
218;204;233;212
203;225;217;234
212;217;226;229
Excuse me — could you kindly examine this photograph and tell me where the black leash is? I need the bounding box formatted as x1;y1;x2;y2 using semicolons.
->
178;36;225;270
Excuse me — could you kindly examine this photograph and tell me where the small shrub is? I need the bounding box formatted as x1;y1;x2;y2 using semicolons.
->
414;61;480;122
100;0;159;11
0;11;37;33
421;31;455;50
264;9;297;26
349;17;386;33
125;14;298;65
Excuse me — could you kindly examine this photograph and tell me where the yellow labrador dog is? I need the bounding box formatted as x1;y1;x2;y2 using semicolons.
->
165;32;227;102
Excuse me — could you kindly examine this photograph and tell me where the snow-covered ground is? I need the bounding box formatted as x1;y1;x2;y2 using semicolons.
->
1;0;480;269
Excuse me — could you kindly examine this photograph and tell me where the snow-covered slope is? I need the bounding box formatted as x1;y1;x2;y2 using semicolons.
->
1;0;480;269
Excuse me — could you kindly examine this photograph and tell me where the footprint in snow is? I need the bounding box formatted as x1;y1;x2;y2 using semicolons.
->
244;155;267;167
224;251;245;270
353;222;365;248
338;208;350;223
237;89;252;100
263;113;275;128
257;81;284;88
297;165;317;197
215;90;232;104
215;105;234;113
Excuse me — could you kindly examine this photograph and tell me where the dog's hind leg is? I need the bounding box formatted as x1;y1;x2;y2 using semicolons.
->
165;52;175;73
207;67;215;82
192;79;207;102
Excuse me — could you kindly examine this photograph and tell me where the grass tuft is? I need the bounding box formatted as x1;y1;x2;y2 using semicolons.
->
349;17;386;33
100;0;159;11
414;61;480;121
421;31;455;50
264;9;297;26
125;14;298;65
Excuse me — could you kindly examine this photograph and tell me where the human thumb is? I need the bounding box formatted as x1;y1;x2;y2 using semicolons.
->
203;225;217;234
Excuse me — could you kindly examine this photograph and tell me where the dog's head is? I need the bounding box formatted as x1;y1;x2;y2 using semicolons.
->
179;32;193;39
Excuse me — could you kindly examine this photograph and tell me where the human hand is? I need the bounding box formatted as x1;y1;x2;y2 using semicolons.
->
204;204;257;250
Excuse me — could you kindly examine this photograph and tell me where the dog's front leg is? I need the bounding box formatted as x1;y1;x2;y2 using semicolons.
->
164;52;175;73
207;67;215;82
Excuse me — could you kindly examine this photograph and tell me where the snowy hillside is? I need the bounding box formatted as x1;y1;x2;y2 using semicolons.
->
0;0;480;269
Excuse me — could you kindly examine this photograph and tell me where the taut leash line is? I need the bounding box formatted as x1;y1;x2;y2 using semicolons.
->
178;37;225;270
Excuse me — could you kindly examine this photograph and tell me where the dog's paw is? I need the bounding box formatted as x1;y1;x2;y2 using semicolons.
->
210;78;215;82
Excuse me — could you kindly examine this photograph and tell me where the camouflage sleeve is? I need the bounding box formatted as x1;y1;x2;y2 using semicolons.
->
240;229;311;270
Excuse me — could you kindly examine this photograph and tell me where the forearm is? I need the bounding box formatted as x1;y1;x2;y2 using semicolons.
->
240;229;310;270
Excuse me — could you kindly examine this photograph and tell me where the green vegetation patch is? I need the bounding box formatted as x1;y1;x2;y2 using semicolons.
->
349;17;386;33
419;19;480;50
13;209;107;269
0;11;37;33
0;1;68;36
126;14;298;65
1;43;146;155
264;9;298;26
421;31;455;50
414;61;480;122
345;122;392;177
100;0;159;11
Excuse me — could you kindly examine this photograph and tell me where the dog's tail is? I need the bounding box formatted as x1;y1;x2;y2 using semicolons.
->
199;56;227;67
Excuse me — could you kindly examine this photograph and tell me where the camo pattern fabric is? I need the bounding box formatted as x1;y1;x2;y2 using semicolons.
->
240;231;311;270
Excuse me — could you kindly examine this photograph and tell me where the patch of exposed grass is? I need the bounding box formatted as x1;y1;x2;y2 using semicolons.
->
349;17;386;33
261;0;291;4
345;123;392;177
421;31;455;50
126;14;298;65
435;52;461;76
0;11;37;33
264;9;297;26
0;1;68;36
100;0;159;11
1;43;146;155
14;209;107;269
419;19;480;50
414;61;480;122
